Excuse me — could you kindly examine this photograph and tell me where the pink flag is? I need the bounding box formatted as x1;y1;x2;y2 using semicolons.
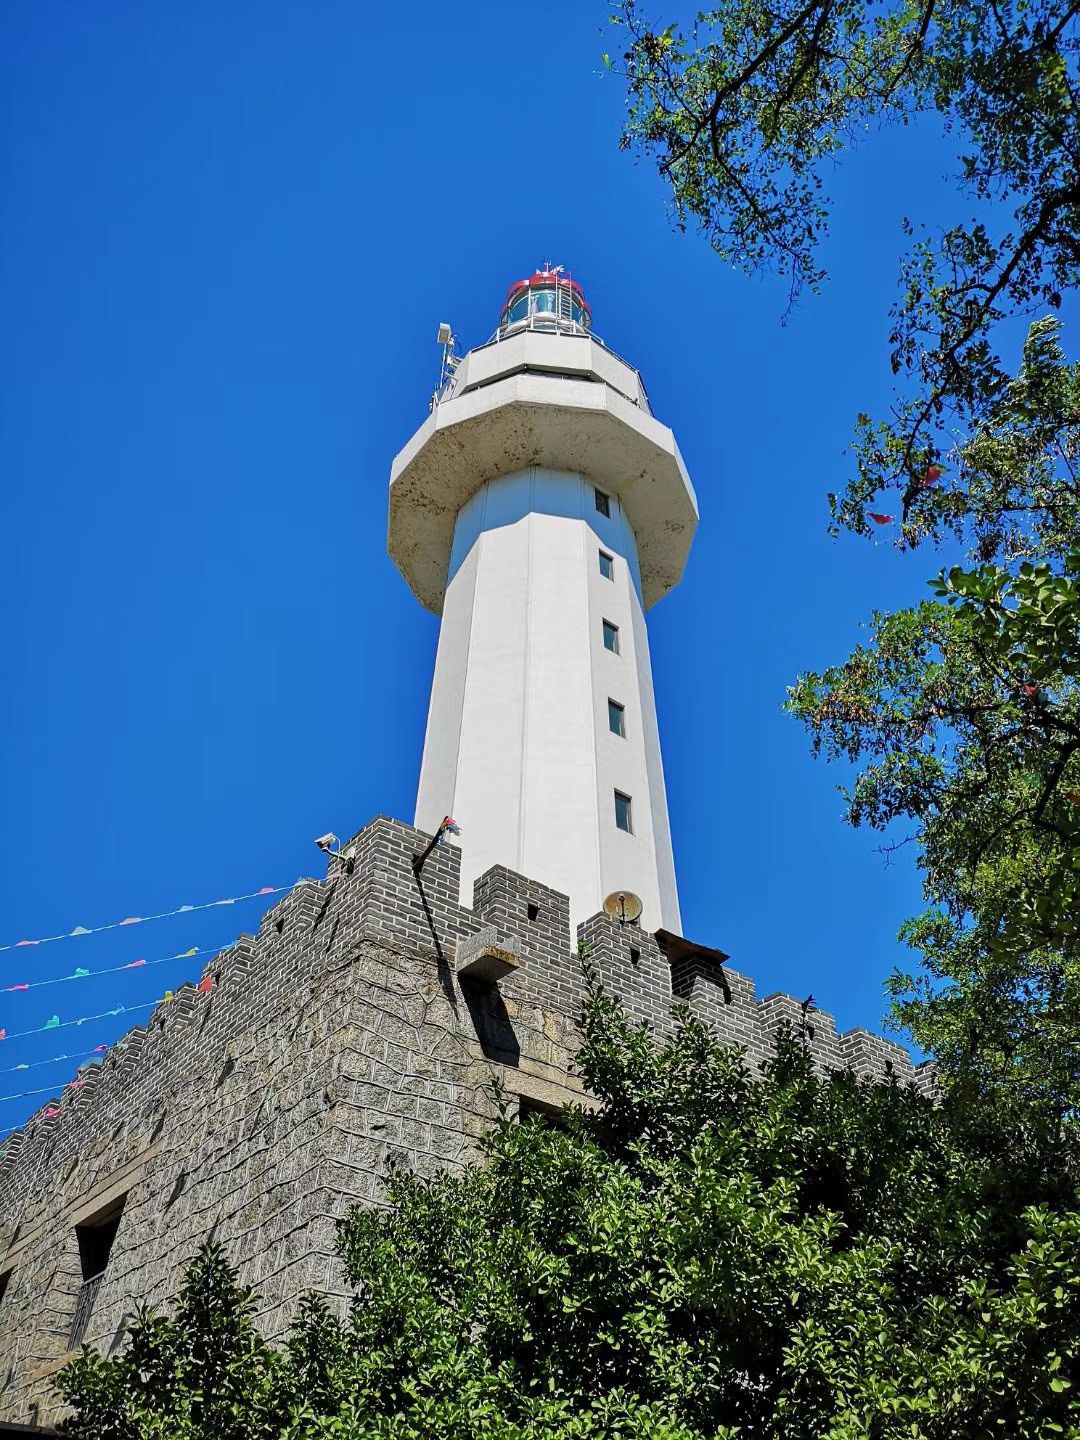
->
197;976;213;992
42;1106;60;1119
15;940;38;948
3;984;28;993
867;512;894;525
123;959;146;969
257;886;275;895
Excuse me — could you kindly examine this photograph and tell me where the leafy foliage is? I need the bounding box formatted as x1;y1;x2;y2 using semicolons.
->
789;533;1080;1127
614;0;1080;1121
612;0;1079;519
56;1243;282;1440
58;987;1080;1437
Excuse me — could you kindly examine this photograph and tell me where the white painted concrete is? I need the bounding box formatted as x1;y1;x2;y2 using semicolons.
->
387;369;697;614
415;467;681;933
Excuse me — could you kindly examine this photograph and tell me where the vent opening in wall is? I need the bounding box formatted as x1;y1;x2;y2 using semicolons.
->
0;1269;11;1310
527;902;539;922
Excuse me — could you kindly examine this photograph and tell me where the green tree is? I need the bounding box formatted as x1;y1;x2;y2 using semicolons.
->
613;0;1080;1122
56;1242;282;1440
57;986;1080;1437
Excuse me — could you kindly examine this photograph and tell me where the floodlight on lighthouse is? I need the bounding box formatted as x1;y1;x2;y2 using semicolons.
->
431;322;460;410
314;832;356;873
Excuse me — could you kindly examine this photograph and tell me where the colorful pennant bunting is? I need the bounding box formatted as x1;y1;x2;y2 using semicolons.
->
1;998;159;1043
0;942;226;993
0;884;288;955
0;1045;108;1078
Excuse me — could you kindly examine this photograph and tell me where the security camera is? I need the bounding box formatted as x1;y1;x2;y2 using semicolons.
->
314;832;338;853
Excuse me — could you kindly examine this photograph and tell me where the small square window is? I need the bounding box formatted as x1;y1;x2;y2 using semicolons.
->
594;488;611;517
608;699;626;737
598;550;614;580
614;790;634;833
602;620;619;654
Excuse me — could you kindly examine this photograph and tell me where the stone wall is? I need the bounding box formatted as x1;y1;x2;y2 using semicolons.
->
0;815;928;1428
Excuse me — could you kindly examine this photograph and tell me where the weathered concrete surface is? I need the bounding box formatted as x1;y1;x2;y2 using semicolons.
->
387;332;698;614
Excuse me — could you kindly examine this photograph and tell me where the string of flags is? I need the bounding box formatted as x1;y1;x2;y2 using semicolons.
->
1;884;289;955
0;1078;99;1106
0;1044;109;1078
0;1002;162;1048
0;982;210;1044
0;965;224;1132
0;979;220;1119
0;974;220;1127
0;942;228;995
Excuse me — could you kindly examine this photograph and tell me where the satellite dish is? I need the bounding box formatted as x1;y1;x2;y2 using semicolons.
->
603;890;643;926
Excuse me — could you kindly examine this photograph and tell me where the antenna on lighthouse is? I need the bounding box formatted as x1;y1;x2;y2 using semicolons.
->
431;322;459;410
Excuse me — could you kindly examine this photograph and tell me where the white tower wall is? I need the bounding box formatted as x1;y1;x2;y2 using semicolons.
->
415;467;680;933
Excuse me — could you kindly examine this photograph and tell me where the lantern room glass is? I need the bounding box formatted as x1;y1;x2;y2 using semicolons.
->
499;278;591;338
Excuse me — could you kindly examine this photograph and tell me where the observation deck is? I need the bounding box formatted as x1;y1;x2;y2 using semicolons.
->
387;270;698;615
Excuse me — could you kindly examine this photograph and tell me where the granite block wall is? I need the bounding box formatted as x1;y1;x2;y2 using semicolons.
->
0;814;926;1428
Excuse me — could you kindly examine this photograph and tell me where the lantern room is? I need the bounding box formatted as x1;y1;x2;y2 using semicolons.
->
499;267;591;338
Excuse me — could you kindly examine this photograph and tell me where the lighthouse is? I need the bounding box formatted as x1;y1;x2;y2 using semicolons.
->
387;268;697;933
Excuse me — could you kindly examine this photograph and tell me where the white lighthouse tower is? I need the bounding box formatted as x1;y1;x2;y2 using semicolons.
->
388;268;697;933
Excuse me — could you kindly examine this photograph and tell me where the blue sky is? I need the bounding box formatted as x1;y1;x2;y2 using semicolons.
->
0;1;974;1133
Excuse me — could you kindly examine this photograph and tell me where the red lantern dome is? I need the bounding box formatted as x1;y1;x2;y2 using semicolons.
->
499;266;591;337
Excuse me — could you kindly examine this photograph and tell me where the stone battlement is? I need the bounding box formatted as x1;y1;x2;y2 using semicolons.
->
0;815;929;1428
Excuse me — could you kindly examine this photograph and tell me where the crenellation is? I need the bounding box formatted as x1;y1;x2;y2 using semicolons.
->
0;814;923;1428
838;1027;913;1081
577;914;670;1033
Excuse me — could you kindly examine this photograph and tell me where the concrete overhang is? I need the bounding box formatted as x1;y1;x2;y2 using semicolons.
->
450;331;651;411
388;371;698;614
